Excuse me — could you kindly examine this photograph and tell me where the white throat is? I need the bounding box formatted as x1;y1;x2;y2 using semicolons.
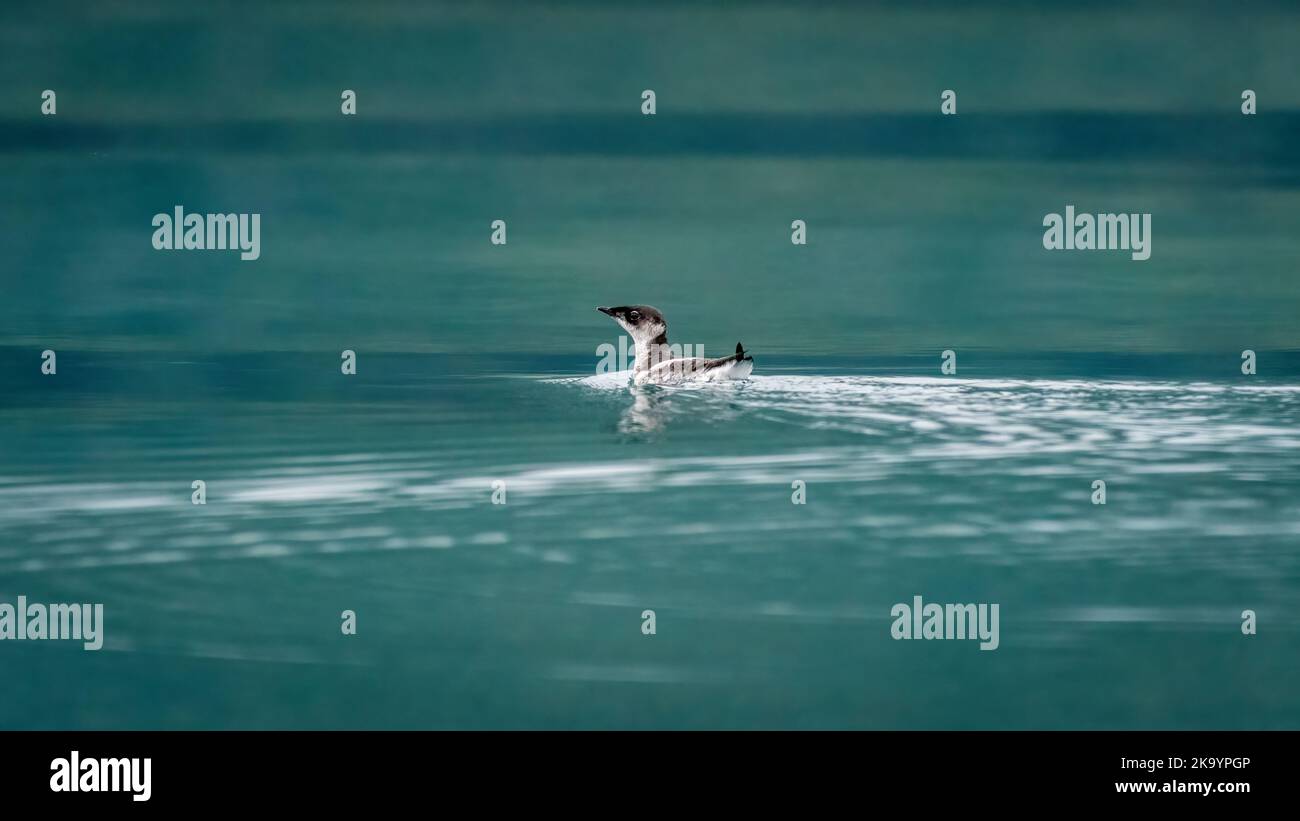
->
621;322;669;375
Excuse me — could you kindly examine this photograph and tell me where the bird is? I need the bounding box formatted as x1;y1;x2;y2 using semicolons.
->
596;305;754;385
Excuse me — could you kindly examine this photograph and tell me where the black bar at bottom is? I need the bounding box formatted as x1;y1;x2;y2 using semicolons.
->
1;730;1285;808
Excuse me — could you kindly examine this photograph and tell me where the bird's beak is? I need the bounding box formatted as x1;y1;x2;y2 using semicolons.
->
596;306;615;316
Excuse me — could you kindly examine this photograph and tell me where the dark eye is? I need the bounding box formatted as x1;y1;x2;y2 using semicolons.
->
628;310;640;321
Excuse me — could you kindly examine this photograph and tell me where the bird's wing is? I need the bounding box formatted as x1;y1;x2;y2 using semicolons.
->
645;357;711;378
644;343;753;379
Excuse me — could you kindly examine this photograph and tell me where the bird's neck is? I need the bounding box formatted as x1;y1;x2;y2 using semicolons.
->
633;331;670;374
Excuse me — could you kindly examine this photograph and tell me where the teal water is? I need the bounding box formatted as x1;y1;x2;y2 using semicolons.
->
2;354;1298;728
2;2;1300;728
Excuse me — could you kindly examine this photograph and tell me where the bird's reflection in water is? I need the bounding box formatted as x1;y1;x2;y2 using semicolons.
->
616;381;752;438
618;385;668;436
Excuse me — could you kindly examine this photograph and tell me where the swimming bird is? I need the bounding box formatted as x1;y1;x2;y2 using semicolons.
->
596;305;754;384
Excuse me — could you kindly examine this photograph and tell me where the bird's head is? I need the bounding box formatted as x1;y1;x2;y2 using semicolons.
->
596;305;667;343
